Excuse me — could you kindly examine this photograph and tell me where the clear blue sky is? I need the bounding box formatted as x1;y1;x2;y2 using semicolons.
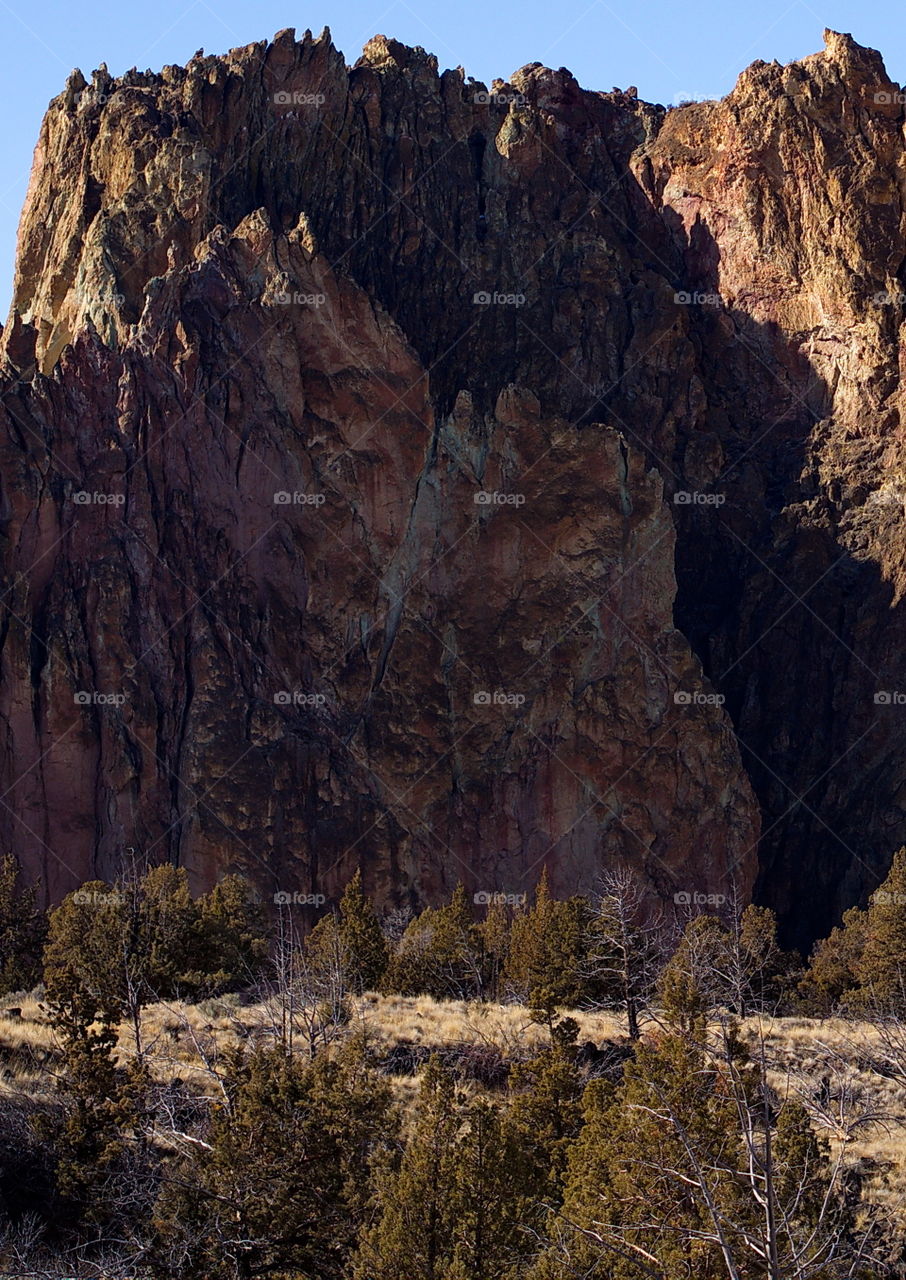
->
0;0;903;317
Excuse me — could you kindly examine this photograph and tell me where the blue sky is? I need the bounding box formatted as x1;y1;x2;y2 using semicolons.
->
1;0;904;316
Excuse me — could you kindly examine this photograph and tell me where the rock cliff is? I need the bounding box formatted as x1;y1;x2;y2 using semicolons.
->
1;26;904;941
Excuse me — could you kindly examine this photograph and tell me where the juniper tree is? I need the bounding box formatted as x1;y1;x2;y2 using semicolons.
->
44;867;268;1052
855;848;906;1011
537;1009;879;1280
307;870;388;995
353;1056;462;1280
382;884;480;999
0;853;45;994
736;903;797;1013
194;871;268;993
473;898;512;1001
128;864;199;998
357;1055;534;1280
504;1022;586;1212
545;1022;742;1280
154;1040;395;1280
40;884;131;1223
798;906;867;1013
505;871;590;1026
448;1097;529;1280
657;930;707;1033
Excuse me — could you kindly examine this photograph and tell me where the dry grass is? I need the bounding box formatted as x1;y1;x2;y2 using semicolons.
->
353;992;623;1051
1;991;904;1216
742;1014;906;1218
0;993;60;1093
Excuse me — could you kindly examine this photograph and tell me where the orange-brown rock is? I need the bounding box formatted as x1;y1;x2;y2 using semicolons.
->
3;26;904;940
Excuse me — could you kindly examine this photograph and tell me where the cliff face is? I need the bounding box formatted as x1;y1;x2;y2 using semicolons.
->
1;27;905;940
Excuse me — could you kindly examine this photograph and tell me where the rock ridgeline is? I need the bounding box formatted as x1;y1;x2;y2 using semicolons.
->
1;27;905;943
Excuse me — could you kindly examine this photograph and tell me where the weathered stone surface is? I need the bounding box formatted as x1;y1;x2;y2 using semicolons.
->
5;25;906;938
635;32;906;941
0;208;753;910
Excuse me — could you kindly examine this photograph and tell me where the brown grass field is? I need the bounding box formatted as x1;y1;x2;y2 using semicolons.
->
1;992;904;1220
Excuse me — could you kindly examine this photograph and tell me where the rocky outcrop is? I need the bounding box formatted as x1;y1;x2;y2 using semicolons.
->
636;32;906;942
2;26;906;940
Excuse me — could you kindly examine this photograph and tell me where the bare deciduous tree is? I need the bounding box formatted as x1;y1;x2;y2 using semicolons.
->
547;1020;888;1279
583;867;666;1039
252;905;351;1059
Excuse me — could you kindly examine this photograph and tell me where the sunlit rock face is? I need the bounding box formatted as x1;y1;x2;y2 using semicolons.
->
3;26;906;942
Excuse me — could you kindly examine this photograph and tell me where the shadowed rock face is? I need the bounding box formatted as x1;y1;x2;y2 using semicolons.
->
1;26;905;942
